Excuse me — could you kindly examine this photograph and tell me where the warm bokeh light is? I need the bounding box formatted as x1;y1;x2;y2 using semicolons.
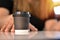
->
54;6;60;15
52;0;60;2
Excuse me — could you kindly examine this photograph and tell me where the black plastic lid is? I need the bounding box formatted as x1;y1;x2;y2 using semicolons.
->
13;11;31;17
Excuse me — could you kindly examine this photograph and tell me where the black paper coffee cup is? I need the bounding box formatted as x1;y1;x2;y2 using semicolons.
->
13;11;30;34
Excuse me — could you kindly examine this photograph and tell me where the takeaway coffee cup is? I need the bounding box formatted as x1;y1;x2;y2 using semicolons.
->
13;11;30;35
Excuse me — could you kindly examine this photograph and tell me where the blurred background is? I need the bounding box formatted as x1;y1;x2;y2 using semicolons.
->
13;0;60;31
